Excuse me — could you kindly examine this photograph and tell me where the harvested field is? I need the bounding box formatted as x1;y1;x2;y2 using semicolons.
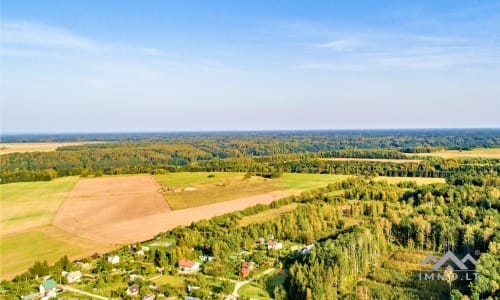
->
407;148;500;159
0;142;103;155
53;175;170;243
319;158;421;163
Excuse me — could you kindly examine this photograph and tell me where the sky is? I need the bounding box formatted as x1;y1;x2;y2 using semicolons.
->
1;0;499;133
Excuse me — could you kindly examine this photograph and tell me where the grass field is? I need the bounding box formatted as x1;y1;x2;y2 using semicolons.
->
156;173;279;210
1;176;79;235
239;281;272;300
0;142;103;155
319;158;421;163
239;204;299;227
374;176;446;185
155;173;351;210
276;173;352;192
0;226;110;280
407;147;500;159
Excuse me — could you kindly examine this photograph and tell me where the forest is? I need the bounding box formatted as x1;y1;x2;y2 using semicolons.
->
1;130;499;184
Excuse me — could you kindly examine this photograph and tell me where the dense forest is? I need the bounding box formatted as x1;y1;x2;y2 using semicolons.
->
1;130;499;184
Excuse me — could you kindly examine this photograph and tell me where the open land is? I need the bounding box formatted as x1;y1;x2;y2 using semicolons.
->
319;158;422;163
0;142;104;155
407;147;500;159
1;172;445;280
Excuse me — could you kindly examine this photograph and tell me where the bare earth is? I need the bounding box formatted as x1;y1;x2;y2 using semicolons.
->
54;175;290;244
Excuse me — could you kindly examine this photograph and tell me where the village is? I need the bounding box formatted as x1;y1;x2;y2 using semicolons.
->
25;234;315;300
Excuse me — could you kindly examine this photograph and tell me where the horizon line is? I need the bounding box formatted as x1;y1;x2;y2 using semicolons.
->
1;127;500;137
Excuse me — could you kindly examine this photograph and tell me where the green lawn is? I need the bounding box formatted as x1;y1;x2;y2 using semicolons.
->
239;281;272;300
1;177;79;235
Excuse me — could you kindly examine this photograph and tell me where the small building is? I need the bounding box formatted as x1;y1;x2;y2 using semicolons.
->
300;244;315;255
142;295;155;300
108;255;120;264
126;284;139;296
241;261;254;270
267;240;283;250
136;250;145;256
130;274;144;281
199;255;215;262
66;270;82;283
141;246;150;252
179;259;200;272
239;267;251;278
39;279;57;298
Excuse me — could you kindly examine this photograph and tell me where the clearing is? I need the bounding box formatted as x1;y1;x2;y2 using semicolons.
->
407;148;500;159
319;158;421;163
0;142;103;155
374;177;446;185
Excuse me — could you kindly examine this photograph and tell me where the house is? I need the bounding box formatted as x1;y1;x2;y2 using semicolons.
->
184;297;200;300
241;261;254;270
108;255;120;264
142;295;155;300
178;259;200;272
267;240;283;250
126;284;139;296
39;279;57;298
239;267;251;278
136;250;145;256
141;246;150;252
66;270;82;283
224;295;237;300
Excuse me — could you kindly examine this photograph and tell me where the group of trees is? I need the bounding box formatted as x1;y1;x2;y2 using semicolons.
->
3;174;499;299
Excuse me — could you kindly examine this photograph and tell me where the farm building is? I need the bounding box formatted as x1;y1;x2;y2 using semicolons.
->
239;267;251;278
178;259;200;271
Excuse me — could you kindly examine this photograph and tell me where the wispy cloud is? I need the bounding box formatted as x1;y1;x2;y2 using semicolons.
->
315;39;358;51
1;20;96;49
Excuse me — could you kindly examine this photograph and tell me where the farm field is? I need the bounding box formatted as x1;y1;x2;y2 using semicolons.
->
1;172;447;280
1;176;78;235
319;157;421;163
0;142;103;155
0;226;111;280
407;147;500;159
53;175;169;243
156;173;278;210
374;176;446;185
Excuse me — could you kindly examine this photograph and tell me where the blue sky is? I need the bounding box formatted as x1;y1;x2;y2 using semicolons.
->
1;0;499;133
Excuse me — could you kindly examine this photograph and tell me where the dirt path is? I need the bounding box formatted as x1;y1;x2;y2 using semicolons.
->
58;284;109;300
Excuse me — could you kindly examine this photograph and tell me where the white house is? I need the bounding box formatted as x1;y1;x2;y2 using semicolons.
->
66;271;82;283
39;279;57;299
267;240;283;250
179;259;200;272
108;255;120;264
